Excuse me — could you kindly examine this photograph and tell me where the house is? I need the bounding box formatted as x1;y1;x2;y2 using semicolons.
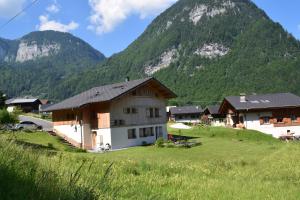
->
44;77;177;150
219;93;300;138
5;97;42;113
166;106;176;121
203;105;226;126
170;106;203;123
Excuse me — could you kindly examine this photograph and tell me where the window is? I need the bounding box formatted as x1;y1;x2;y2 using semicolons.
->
139;127;154;137
132;107;138;114
123;108;131;114
149;108;154;118
128;129;137;139
124;107;138;114
112;120;125;126
146;127;154;136
147;108;159;118
291;115;297;122
262;117;270;124
156;126;163;138
139;128;146;137
277;117;284;123
155;108;159;118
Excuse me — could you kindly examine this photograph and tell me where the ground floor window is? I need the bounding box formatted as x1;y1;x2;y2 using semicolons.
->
155;126;163;138
128;129;137;139
277;117;284;123
139;127;154;137
262;116;270;124
291;115;297;122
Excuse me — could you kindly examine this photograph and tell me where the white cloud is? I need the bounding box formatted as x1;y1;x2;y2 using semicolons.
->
88;0;178;34
46;2;60;13
0;0;26;18
37;15;79;32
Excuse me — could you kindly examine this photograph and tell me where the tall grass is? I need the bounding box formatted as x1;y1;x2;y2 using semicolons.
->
0;137;117;200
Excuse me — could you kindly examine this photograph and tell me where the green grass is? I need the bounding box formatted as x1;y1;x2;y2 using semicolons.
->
4;131;81;152
1;126;300;199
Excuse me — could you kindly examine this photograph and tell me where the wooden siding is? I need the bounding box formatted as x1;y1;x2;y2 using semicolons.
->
256;107;300;127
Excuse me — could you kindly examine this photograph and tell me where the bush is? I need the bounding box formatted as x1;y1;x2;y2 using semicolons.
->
0;109;18;124
155;137;164;148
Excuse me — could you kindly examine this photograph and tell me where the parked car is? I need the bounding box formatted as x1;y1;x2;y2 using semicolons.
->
15;121;42;130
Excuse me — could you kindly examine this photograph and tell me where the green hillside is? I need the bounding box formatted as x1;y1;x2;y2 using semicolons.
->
67;0;300;106
0;31;105;100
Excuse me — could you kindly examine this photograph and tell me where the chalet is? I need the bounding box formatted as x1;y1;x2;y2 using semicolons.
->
44;77;177;150
6;97;42;113
219;93;300;137
170;106;203;123
203;105;226;126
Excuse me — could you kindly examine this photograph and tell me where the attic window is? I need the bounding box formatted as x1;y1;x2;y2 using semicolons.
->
261;100;270;103
250;100;259;104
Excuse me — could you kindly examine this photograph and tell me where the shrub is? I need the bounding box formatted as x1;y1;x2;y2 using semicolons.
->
155;137;164;148
0;109;18;124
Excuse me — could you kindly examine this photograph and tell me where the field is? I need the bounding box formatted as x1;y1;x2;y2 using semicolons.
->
1;126;300;199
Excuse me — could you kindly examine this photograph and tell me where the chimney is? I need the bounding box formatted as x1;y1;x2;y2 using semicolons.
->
125;77;130;82
240;93;246;103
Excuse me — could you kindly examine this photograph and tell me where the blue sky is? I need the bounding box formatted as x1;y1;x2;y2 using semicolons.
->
0;0;299;57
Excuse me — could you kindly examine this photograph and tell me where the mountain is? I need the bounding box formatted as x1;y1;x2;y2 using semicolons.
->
0;31;105;100
1;0;300;106
64;0;300;106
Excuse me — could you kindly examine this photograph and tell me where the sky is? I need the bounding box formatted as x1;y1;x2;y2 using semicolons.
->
0;0;299;57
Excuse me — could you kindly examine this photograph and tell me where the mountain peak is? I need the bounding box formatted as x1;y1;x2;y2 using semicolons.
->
0;30;105;63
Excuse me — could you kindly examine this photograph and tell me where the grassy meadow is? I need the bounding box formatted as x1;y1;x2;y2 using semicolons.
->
1;126;300;199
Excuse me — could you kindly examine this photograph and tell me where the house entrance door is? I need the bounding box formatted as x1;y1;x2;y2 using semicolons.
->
92;131;97;149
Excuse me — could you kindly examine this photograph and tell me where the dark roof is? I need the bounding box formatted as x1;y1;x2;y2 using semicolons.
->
224;93;300;111
205;105;221;115
44;77;176;112
170;106;203;115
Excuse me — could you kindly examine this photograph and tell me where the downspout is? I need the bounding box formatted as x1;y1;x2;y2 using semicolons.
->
80;119;83;149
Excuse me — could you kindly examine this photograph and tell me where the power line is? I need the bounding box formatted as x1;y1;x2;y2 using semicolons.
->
0;0;40;31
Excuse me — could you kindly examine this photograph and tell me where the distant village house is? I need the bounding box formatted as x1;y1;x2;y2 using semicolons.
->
203;105;226;126
5;97;42;113
170;106;203;123
219;93;300;137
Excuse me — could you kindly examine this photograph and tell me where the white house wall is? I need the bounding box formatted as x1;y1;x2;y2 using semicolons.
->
92;124;167;150
54;124;82;144
110;124;167;150
242;112;300;138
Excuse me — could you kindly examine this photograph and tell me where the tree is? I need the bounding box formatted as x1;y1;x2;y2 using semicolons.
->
0;91;6;109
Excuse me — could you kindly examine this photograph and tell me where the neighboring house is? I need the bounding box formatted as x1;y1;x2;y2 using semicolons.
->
203;105;226;127
5;98;42;113
170;106;203;123
166;106;176;121
219;93;300;138
44;77;177;150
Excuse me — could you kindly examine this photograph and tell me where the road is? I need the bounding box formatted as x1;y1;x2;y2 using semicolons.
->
19;115;53;132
